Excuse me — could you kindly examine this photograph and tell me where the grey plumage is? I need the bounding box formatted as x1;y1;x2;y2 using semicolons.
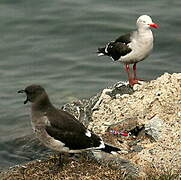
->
18;85;121;154
97;15;159;86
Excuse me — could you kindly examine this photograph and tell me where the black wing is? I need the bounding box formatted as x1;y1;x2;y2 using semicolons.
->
115;32;132;44
47;108;86;133
98;32;132;61
45;125;102;150
107;42;132;60
45;108;102;150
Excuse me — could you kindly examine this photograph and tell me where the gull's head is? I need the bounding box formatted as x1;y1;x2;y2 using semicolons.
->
18;84;46;104
136;15;159;29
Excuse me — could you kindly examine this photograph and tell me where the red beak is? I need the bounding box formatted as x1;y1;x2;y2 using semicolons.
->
149;23;159;28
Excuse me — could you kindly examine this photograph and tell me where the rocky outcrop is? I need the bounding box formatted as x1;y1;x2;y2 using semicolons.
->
1;73;180;179
90;73;181;173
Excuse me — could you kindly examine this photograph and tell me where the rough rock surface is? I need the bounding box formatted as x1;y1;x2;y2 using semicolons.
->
90;73;181;173
0;73;180;179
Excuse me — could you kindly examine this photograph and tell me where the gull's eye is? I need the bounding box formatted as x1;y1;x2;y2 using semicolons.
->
142;20;146;23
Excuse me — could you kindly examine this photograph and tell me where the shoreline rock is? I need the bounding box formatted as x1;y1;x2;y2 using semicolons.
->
90;72;181;173
1;73;180;179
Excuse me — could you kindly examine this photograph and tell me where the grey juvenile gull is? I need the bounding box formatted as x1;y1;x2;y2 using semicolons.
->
18;85;121;164
97;15;159;86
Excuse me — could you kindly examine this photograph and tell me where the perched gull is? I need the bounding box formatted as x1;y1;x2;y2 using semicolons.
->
18;85;121;165
97;15;159;86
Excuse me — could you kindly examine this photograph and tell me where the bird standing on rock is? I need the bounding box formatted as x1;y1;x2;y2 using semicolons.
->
18;85;121;166
97;15;159;86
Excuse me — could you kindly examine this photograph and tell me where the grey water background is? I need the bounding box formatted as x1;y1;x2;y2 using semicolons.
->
0;0;180;169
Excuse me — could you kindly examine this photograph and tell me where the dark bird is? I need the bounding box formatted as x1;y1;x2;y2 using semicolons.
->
97;15;159;86
18;85;121;166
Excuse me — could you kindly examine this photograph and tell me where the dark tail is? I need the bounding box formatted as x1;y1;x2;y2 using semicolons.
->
101;144;121;154
97;47;108;56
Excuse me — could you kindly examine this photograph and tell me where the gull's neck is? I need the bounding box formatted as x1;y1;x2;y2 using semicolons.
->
32;93;53;112
137;26;152;36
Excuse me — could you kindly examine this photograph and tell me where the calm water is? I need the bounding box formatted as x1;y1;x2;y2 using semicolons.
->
0;0;180;168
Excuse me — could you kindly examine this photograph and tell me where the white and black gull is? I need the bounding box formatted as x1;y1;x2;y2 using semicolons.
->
18;85;121;164
98;15;159;86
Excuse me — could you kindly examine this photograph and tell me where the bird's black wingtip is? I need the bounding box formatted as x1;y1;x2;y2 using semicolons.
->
101;144;121;154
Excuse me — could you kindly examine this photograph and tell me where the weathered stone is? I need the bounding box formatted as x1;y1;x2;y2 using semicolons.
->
91;151;139;176
1;73;181;178
145;116;164;141
131;145;144;152
91;73;181;172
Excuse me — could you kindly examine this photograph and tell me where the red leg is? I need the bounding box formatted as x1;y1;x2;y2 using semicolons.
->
125;64;132;81
133;63;144;82
125;64;135;86
125;64;142;86
133;63;137;80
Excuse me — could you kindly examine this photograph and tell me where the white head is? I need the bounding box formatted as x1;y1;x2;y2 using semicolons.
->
136;15;159;30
